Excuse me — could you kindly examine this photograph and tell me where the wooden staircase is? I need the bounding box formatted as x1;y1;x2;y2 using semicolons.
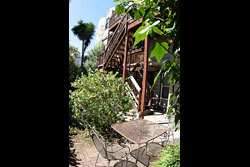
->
102;14;135;71
100;13;157;115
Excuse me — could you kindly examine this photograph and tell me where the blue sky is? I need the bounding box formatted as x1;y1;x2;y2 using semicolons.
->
69;0;118;55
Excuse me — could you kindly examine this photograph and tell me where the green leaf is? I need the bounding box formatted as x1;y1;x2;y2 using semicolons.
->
133;21;161;46
152;26;164;35
115;4;124;17
133;26;148;46
166;21;176;32
128;9;140;20
139;20;160;35
113;0;119;2
150;59;169;90
148;12;155;21
174;113;180;127
133;26;146;37
134;10;141;20
135;0;142;4
134;32;147;46
150;42;169;63
138;8;145;17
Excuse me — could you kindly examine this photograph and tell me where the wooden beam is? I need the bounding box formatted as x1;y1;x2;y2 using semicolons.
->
122;15;129;83
109;19;120;31
140;36;148;119
107;31;110;44
138;91;141;112
128;18;142;29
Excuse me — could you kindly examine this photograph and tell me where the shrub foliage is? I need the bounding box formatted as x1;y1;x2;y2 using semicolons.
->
151;141;180;167
84;42;105;74
69;70;133;134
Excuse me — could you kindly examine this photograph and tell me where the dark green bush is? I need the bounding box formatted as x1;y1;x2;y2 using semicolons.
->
69;56;81;83
151;141;180;167
69;70;133;134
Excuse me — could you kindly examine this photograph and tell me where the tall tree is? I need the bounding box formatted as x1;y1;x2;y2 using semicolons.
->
72;20;95;71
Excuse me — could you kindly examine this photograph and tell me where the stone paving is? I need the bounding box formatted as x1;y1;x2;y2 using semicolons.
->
70;134;147;167
69;112;180;167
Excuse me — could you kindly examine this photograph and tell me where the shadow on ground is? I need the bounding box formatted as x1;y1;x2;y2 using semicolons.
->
69;135;81;167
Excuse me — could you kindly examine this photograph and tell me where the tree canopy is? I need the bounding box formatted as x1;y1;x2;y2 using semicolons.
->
72;20;95;70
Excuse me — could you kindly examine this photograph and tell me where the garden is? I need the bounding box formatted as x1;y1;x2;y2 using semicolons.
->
69;0;180;166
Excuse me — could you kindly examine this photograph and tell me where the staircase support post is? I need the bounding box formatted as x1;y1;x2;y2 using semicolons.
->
138;91;141;112
140;36;148;119
122;15;129;83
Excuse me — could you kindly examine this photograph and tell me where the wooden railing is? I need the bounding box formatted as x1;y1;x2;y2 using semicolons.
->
136;70;159;106
109;3;138;27
109;12;125;27
126;69;141;111
106;58;119;69
103;14;127;67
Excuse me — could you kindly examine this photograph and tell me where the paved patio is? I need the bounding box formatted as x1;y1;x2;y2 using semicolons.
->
70;134;147;167
69;112;180;167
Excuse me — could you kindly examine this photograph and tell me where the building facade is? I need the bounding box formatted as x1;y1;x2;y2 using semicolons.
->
95;7;115;48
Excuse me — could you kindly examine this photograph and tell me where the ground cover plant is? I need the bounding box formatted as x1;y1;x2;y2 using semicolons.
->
151;141;180;167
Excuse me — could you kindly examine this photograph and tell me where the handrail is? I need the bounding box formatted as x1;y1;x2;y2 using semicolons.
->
129;75;141;92
126;69;141;93
137;70;159;98
109;12;125;27
104;14;126;59
103;4;139;67
103;23;125;65
104;32;126;69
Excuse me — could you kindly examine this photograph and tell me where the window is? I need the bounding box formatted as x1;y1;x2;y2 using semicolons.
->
105;18;110;30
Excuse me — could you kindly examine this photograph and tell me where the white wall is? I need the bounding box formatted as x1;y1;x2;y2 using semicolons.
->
95;7;115;47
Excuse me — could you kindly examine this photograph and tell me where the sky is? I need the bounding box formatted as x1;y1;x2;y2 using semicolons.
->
69;0;118;56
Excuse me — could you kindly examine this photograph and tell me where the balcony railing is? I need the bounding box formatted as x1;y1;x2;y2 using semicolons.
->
109;12;136;28
109;12;125;28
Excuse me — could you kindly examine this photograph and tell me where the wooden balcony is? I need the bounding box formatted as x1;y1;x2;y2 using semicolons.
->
127;48;144;65
109;12;137;30
109;12;125;29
